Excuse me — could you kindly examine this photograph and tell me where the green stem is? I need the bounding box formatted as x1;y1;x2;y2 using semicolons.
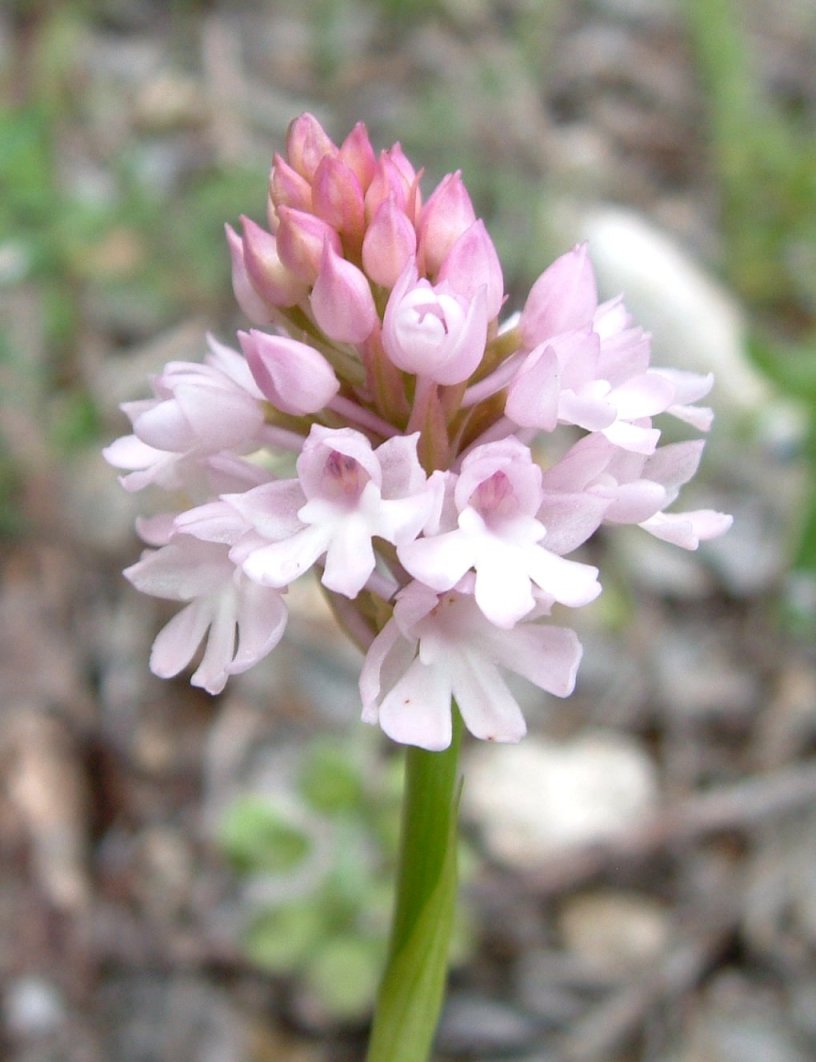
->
366;710;464;1062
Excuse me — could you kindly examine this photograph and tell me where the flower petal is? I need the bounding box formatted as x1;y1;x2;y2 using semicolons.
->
360;618;411;722
150;600;212;679
473;548;536;628
525;550;601;608
322;515;377;597
485;623;582;697
640;509;733;549
241;525;329;586
537;492;610;554
378;656;454;750
450;654;527;743
398;530;476;591
227;480;307;540
191;595;238;694
505;344;560;431
125;540;232;601
230;579;288;673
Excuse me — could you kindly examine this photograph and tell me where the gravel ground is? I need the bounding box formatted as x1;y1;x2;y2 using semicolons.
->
1;1;815;1059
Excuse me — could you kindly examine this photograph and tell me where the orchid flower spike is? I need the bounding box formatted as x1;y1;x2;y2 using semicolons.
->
106;112;731;750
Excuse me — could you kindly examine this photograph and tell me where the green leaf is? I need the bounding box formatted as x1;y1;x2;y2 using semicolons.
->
792;420;816;576
244;902;325;974
0;105;55;236
684;0;816;314
48;391;102;451
219;796;312;875
298;740;364;814
305;935;383;1021
747;333;816;400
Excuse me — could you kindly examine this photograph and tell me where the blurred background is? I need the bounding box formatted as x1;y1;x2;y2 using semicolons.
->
1;0;816;1059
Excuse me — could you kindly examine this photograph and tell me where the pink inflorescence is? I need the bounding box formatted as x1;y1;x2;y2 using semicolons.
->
106;113;731;750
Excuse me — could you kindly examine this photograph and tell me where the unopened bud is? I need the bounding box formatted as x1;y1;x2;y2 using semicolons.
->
241;216;306;308
382;264;488;385
437;220;504;320
362;196;417;288
285;112;338;180
387;142;418;186
225;224;274;324
239;329;340;415
418;171;476;276
311;241;377;344
520;243;597;348
269;153;312;214
365;150;417;221
312;155;365;242
340;121;377;190
276;206;342;284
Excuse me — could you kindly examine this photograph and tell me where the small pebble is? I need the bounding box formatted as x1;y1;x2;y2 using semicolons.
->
557;889;670;972
465;732;659;868
437;992;542;1056
4;977;65;1039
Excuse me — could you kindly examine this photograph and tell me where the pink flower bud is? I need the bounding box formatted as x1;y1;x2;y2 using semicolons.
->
310;241;377;344
520;242;597;348
365;150;421;222
418;171;476;275
382;264;488;385
312;155;365;241
239;329;339;415
340;121;377;189
362;196;417;288
437;219;504;321
285;112;338;180
269;153;312;214
387;142;418;186
225;224;274;324
276;205;342;283
241;216;307;308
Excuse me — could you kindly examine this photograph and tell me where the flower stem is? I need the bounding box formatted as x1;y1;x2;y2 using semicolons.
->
366;708;464;1062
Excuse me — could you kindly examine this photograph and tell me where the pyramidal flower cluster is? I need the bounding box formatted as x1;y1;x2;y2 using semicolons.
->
106;114;731;751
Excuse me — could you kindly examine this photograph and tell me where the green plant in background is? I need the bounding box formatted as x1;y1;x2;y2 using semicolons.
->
685;0;816;320
0;4;268;537
219;736;474;1025
685;0;816;595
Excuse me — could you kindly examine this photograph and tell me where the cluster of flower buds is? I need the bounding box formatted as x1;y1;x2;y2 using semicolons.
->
106;114;731;750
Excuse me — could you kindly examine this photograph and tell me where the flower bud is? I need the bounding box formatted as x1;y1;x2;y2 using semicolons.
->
285;112;338;180
312;155;365;241
340;121;377;189
418;171;476;276
382;264;488;385
269;153;312;214
276;205;342;283
362;196;417;288
437;219;504;321
365;149;420;222
239;329;340;415
520;242;597;348
311;241;377;344
387;142;418;186
225;224;274;324
241;216;307;308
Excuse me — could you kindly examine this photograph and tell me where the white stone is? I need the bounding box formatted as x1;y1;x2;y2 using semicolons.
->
557;889;670;971
4;977;65;1038
464;731;659;869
